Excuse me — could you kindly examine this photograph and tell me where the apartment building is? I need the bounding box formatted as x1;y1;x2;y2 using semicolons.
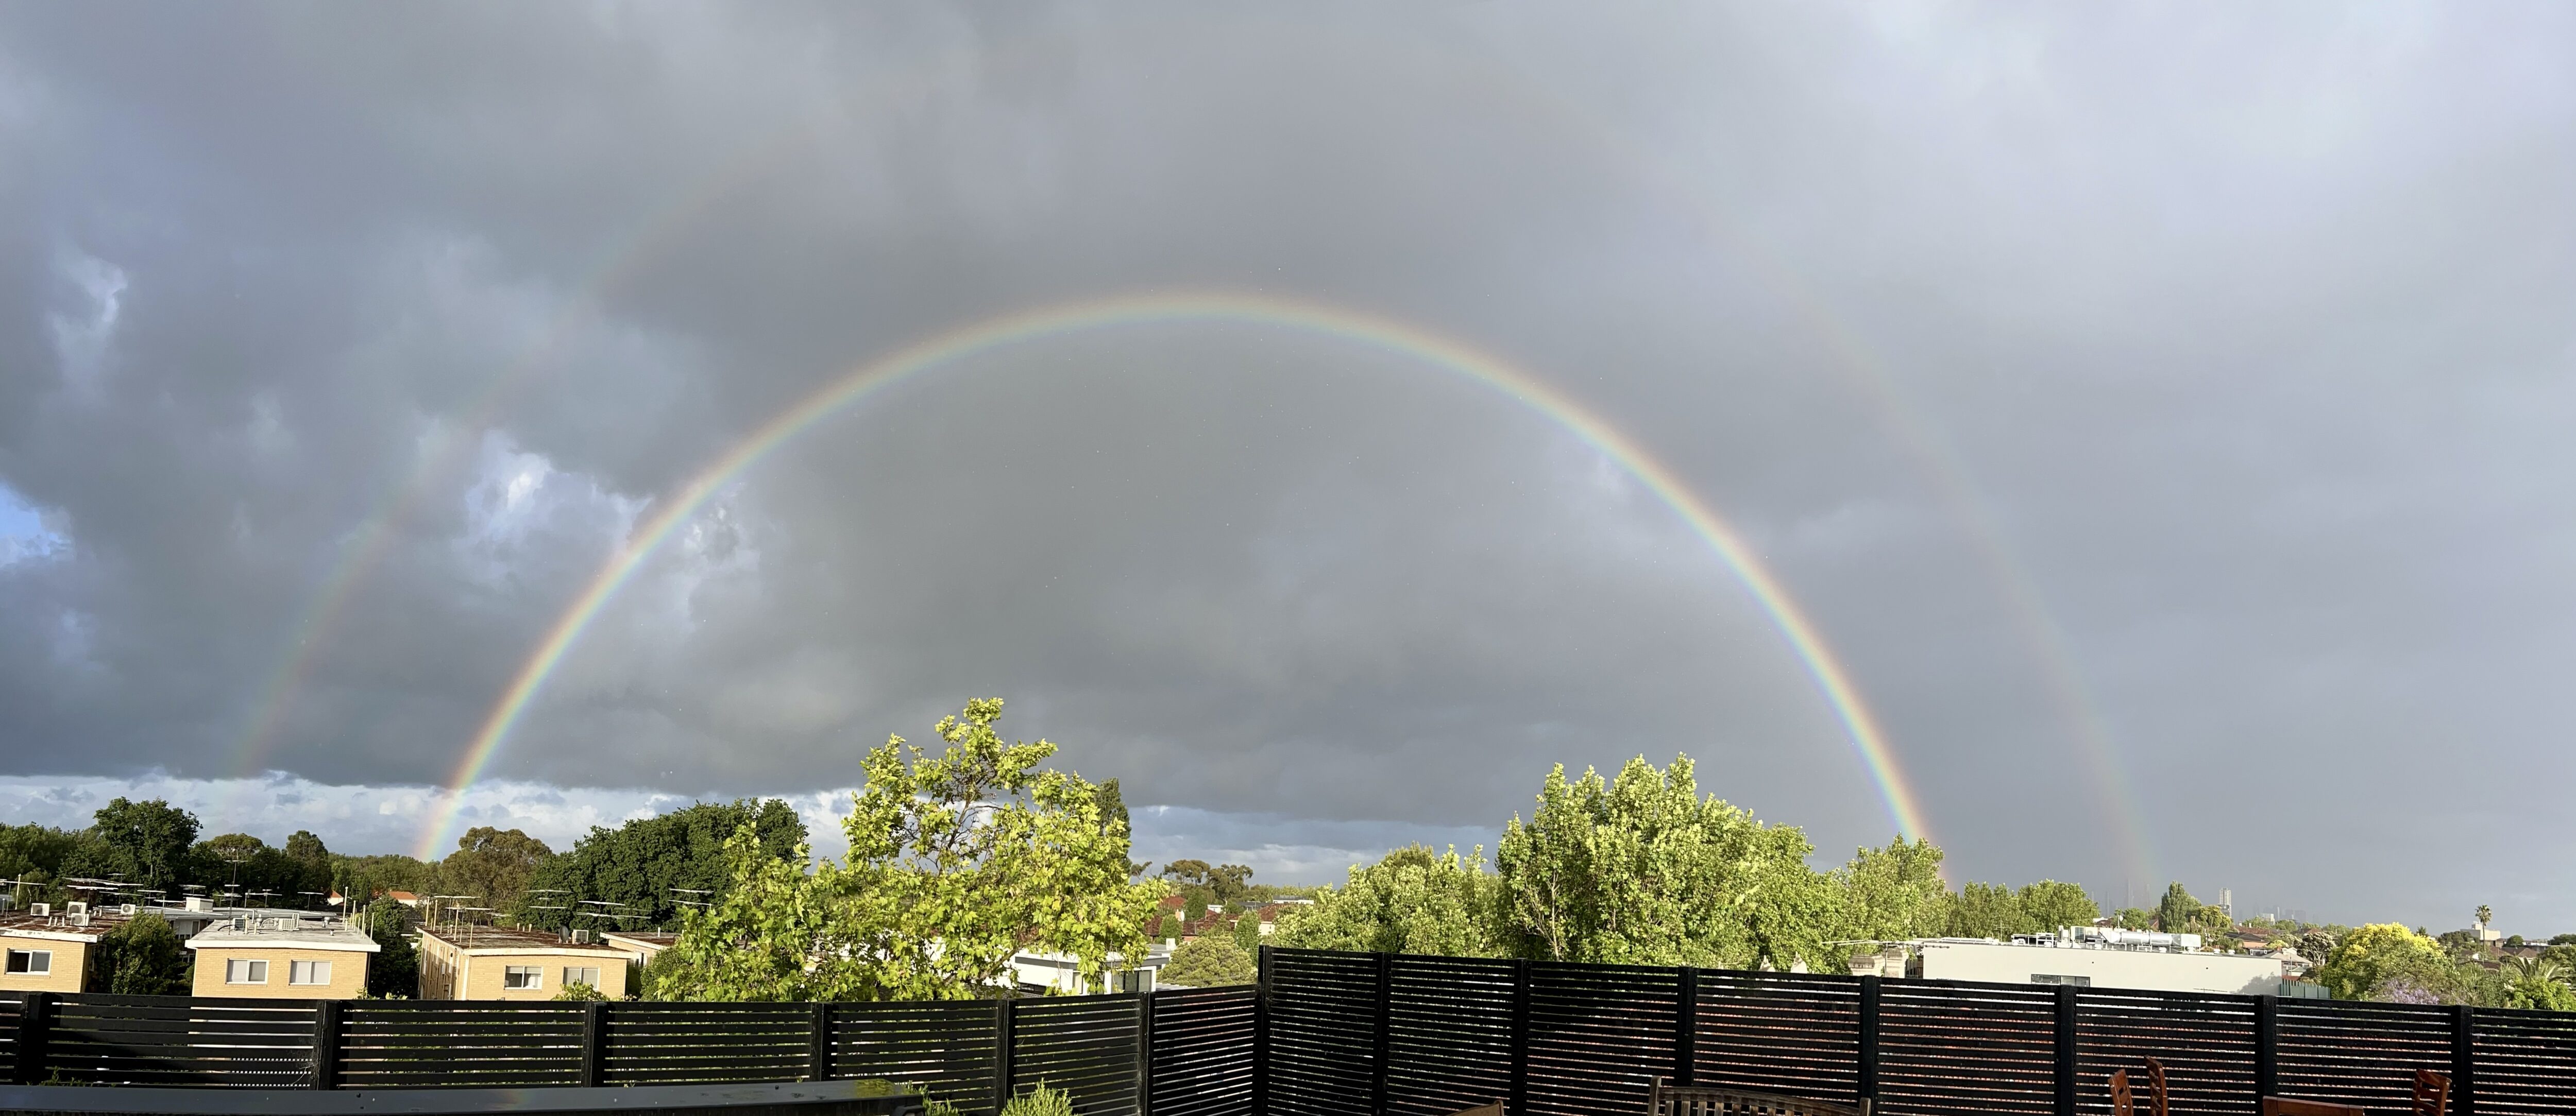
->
185;915;377;1000
418;925;632;1000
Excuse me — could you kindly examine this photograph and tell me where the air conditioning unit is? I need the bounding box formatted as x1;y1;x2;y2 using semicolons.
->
184;896;211;913
29;902;49;917
118;904;137;916
571;929;591;944
69;913;89;928
64;901;87;917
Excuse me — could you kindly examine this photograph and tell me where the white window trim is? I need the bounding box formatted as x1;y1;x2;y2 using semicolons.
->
562;966;599;988
503;965;544;990
289;959;333;986
227;958;270;985
7;949;53;975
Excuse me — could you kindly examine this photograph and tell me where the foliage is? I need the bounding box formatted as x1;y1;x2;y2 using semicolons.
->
1831;838;1948;943
1162;859;1256;908
190;833;331;906
2552;934;2576;947
1158;935;1258;987
0;823;81;892
1943;882;2024;940
2500;960;2576;1011
2155;883;2203;934
439;827;555;915
332;853;443;906
64;798;200;889
2016;881;2103;931
2319;923;2455;1003
2113;907;2156;931
552;981;611;1002
650;699;1163;1002
1274;846;1501;957
361;897;420;998
91;912;189;995
1494;757;1838;972
520;799;804;929
1231;908;1264;953
1000;1084;1076;1116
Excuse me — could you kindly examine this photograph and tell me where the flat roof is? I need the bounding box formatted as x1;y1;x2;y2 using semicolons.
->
419;925;630;954
0;913;123;942
184;919;380;954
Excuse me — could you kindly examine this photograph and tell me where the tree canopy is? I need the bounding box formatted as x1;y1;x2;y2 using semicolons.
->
2318;923;2453;1002
649;699;1162;1001
1274;846;1501;957
521;799;804;930
439;827;554;915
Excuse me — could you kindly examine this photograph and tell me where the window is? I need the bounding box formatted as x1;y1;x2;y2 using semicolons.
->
562;966;599;988
2030;973;2093;987
226;958;269;984
6;949;51;975
289;959;333;985
503;965;543;990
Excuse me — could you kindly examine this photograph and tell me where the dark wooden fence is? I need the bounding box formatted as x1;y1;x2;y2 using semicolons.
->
1259;947;2576;1116
0;985;1255;1115
8;949;2576;1115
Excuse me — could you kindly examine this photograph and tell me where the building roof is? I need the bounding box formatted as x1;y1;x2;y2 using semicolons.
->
601;931;679;948
183;918;380;954
0;913;124;942
420;925;631;955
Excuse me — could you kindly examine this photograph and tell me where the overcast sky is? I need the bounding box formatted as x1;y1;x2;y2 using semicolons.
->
2;3;2571;932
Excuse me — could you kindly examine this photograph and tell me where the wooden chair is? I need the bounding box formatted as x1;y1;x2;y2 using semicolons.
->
2414;1069;2451;1116
1648;1076;1869;1116
2110;1069;2133;1116
2261;1098;2365;1116
2142;1056;2170;1116
1447;1103;1504;1116
2110;1058;2168;1116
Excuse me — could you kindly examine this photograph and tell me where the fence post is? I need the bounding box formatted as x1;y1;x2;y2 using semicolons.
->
2054;983;2078;1116
1253;946;1272;1116
809;1001;834;1083
1509;960;1530;1116
1372;951;1393;1116
993;997;1018;1116
2452;1005;2474;1116
2255;994;2277;1100
1137;992;1156;1116
582;1000;607;1087
1674;967;1698;1086
310;999;342;1090
1857;975;1879;1109
15;990;49;1085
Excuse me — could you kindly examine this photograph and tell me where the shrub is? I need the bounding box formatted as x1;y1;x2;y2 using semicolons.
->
1001;1083;1076;1116
1158;936;1256;987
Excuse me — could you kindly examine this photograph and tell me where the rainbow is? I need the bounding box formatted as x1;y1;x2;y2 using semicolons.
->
413;290;1933;858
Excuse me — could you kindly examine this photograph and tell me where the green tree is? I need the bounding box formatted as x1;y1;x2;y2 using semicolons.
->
650;699;1162;1001
520;800;804;930
2114;907;2156;931
1495;756;1839;972
1158;936;1257;987
1829;838;1948;943
91;912;190;995
2319;923;2454;1002
2500;958;2576;1011
2155;883;2200;934
361;896;420;997
331;853;442;906
69;798;200;890
440;827;555;915
1274;846;1502;957
2016;881;2102;932
1943;882;2025;940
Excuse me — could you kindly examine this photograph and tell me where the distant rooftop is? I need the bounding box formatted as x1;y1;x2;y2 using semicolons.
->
0;913;127;940
184;917;379;954
420;925;630;954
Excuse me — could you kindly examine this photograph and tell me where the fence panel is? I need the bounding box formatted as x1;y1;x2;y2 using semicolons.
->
604;1000;812;1085
1692;970;1864;1106
339;1001;582;1088
0;992;22;1072
1385;955;1516;1116
837;999;1001;1112
46;993;316;1088
1149;986;1255;1116
2275;999;2451;1112
2474;1007;2576;1116
2072;988;2257;1115
1264;948;1378;1116
1015;994;1143;1116
1875;980;2056;1116
1521;961;1681;1116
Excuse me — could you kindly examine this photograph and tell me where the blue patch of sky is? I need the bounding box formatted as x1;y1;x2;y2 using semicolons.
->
0;481;70;564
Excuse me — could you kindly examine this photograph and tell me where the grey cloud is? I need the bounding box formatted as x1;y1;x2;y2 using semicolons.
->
2;3;2571;929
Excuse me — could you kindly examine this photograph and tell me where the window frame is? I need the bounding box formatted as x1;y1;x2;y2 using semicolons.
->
503;965;544;990
6;949;52;975
289;959;333;986
562;966;600;988
226;958;270;985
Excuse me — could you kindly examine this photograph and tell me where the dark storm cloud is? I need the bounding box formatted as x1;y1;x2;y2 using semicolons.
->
2;3;2571;926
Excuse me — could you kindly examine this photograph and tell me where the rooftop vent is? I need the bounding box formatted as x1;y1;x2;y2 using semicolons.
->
572;929;592;944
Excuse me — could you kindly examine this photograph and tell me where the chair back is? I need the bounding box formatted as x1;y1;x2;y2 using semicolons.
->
2109;1068;2133;1116
2143;1056;2170;1116
1649;1077;1868;1116
2413;1069;2451;1116
1447;1104;1504;1116
2261;1098;2365;1116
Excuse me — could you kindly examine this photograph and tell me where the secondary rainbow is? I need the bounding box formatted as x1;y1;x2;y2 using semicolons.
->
414;290;1933;858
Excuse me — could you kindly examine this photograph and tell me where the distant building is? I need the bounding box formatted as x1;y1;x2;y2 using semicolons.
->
1915;928;2285;995
1011;943;1172;995
0;909;120;994
185;915;377;1000
600;930;679;990
418;926;632;1000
